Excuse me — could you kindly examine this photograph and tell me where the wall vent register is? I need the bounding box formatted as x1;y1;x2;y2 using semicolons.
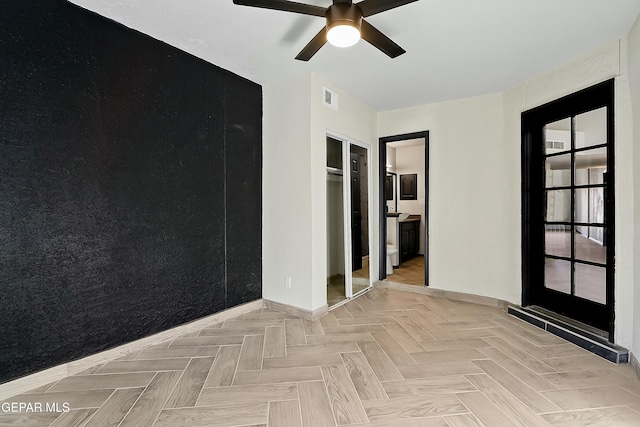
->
323;87;339;110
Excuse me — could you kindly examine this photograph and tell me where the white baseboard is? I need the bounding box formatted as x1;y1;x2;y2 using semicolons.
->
374;281;509;310
631;352;640;380
263;299;328;320
0;299;263;400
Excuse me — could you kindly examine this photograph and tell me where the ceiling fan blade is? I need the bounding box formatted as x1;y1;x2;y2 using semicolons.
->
333;0;353;4
295;27;327;61
356;0;418;17
360;19;405;58
233;0;326;17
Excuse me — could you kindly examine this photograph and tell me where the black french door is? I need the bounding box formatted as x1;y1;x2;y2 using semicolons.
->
522;80;615;339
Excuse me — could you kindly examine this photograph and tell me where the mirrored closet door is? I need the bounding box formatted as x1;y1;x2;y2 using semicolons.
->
326;134;373;307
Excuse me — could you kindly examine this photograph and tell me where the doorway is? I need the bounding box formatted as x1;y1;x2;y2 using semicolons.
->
521;80;615;340
326;134;373;307
378;131;429;286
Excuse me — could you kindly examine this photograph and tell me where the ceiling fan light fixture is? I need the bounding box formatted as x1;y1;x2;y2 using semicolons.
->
233;0;410;61
325;3;362;48
327;24;360;47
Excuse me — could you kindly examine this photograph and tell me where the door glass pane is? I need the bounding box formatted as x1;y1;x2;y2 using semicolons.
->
575;226;606;264
589;224;605;246
545;189;571;222
545;258;571;295
575;187;604;225
575;263;606;304
575;107;607;150
574;189;588;224
544;117;572;154
576;147;606;170
545;153;571;187
589;186;605;223
545;226;570;258
575;168;588;186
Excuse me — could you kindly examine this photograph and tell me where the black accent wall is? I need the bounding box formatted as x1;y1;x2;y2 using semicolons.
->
0;0;262;384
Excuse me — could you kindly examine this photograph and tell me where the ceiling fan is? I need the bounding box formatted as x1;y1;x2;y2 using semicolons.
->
233;0;418;61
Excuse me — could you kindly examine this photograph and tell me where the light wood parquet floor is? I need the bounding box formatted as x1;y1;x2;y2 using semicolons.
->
2;288;640;427
386;256;425;286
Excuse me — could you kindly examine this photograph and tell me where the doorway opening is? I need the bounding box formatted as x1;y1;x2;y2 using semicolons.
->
379;131;429;286
521;80;615;341
326;133;373;307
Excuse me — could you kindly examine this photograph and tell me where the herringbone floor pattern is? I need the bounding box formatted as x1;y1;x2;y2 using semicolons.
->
3;288;640;426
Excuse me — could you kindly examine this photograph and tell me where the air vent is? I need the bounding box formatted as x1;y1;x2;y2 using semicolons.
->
545;140;565;150
323;87;339;111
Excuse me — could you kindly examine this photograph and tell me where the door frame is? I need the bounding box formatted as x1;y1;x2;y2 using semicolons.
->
378;131;430;285
521;79;615;340
327;130;374;301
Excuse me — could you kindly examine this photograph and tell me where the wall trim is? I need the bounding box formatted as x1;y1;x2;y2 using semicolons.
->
0;299;263;400
263;299;328;320
631;352;640;380
374;281;510;310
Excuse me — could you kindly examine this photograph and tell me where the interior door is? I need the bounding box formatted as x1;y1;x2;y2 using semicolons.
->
522;80;615;338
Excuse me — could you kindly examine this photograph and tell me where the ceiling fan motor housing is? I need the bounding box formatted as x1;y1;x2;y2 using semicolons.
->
326;3;362;33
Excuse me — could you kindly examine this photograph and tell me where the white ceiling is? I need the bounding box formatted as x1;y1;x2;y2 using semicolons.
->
69;0;640;111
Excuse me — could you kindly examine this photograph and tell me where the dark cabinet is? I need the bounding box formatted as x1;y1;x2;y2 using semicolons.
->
400;174;417;200
399;219;420;263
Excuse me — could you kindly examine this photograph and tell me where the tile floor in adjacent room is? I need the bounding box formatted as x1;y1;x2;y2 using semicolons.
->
385;256;425;286
2;288;640;426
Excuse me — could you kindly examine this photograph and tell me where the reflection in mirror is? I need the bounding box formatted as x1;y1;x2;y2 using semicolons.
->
385;173;397;213
544;117;572;154
350;144;370;296
326;137;345;307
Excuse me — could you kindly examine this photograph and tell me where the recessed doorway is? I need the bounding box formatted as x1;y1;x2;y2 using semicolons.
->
379;131;429;286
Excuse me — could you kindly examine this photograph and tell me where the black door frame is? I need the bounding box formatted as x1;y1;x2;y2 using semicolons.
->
378;131;429;285
521;79;615;340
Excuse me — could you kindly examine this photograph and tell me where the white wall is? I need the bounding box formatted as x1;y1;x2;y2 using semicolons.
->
263;74;313;310
263;73;377;312
379;93;517;301
395;144;427;255
628;14;640;361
